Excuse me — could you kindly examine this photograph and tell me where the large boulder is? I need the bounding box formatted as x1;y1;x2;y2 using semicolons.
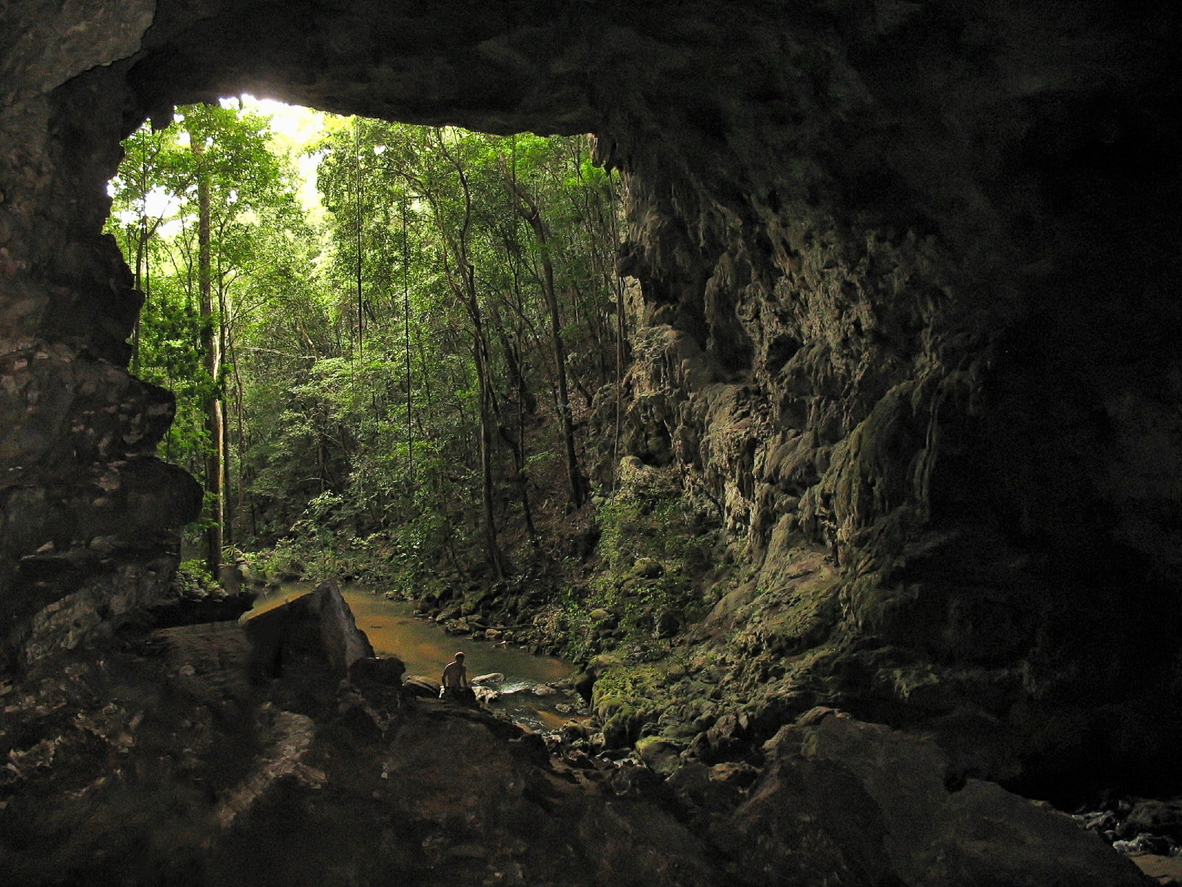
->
714;710;1153;887
245;579;375;708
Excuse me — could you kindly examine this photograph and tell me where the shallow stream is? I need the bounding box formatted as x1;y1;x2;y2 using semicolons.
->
247;585;580;732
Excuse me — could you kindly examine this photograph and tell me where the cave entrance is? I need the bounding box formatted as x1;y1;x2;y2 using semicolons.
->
105;96;626;594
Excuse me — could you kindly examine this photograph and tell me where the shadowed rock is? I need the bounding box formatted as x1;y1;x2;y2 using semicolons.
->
715;710;1153;887
245;579;375;709
348;653;406;689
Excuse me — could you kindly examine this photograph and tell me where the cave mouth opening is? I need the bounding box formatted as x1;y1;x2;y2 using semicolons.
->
7;2;1179;834
103;93;627;594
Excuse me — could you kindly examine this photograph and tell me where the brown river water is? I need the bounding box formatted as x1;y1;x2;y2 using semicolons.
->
246;585;579;731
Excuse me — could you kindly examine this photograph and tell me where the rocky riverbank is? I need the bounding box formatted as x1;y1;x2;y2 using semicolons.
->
1071;797;1182;886
2;579;1156;886
401;454;1181;817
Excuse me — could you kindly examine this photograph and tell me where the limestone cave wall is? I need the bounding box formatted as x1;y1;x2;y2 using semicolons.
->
597;2;1182;789
2;0;1180;785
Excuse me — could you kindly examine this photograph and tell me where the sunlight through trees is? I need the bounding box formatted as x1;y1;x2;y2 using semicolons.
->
106;99;625;589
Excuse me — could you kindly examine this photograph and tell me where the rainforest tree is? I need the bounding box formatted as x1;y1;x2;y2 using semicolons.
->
108;101;623;588
108;100;301;574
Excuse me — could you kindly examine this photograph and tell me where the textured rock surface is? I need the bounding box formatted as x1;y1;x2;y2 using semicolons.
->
245;579;376;710
0;0;1180;795
716;711;1153;887
728;714;1153;887
0;627;1155;886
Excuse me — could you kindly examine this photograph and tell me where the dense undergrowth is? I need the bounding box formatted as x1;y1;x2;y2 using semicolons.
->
543;458;720;661
237;455;725;669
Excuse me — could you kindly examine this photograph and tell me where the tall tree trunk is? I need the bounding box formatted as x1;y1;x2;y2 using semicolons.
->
130;153;155;376
475;347;505;580
462;262;509;582
432;129;509;579
354;118;364;356
130;214;163;376
132;216;146;375
218;281;234;549
221;381;234;549
227;331;249;550
440;247;509;581
402;197;414;484
490;302;539;546
194;139;223;578
500;166;588;509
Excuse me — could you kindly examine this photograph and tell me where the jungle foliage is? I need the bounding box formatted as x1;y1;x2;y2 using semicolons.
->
106;101;629;594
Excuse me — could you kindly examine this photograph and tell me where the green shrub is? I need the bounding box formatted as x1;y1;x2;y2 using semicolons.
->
553;463;714;658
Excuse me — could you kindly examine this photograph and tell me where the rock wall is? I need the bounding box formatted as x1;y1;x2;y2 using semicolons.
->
1;0;1180;786
596;2;1182;790
0;20;203;667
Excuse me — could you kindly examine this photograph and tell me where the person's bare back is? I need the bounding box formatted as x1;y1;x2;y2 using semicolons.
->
440;651;470;699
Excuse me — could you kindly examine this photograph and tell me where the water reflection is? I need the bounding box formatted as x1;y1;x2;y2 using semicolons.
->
247;584;579;731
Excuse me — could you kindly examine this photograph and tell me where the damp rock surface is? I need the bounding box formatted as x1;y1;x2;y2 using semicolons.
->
0;635;1157;887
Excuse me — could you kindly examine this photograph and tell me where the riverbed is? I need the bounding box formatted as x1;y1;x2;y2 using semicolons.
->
247;584;581;731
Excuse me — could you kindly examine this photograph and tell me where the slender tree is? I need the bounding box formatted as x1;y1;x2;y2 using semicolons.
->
499;153;588;509
190;134;223;575
107;101;294;574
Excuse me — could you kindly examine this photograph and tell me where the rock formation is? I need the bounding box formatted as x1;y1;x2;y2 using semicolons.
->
245;579;377;708
1;0;1181;874
0;616;1155;886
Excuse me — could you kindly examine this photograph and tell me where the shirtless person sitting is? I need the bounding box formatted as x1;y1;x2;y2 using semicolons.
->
440;651;473;701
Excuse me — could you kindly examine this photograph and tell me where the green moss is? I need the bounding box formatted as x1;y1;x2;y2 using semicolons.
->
588;654;699;734
577;465;715;651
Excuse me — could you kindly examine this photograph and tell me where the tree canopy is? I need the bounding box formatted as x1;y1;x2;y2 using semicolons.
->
106;100;627;592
